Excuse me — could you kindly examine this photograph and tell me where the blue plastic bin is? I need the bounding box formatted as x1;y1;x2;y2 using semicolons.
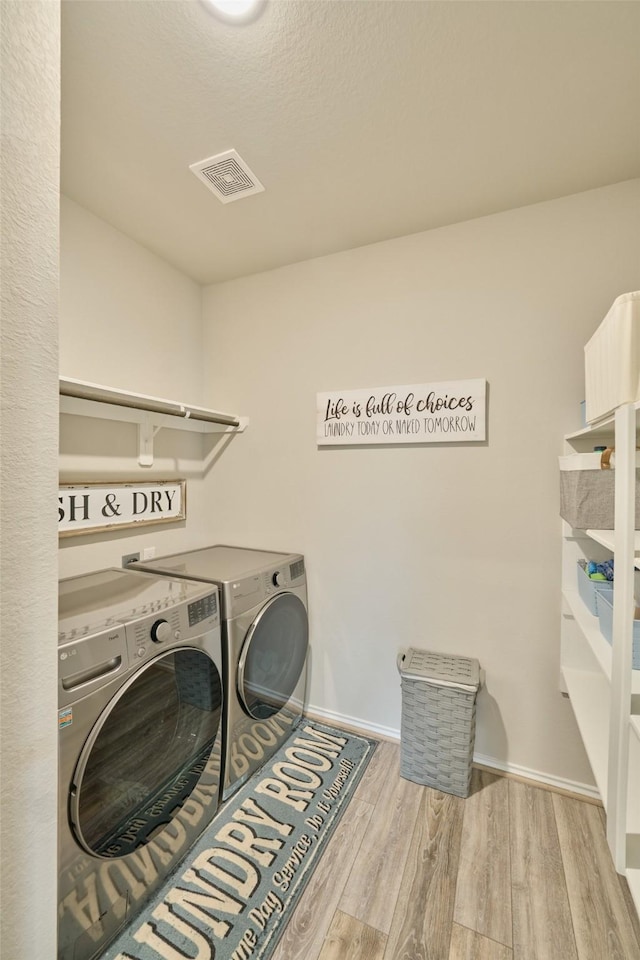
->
577;559;613;616
596;592;640;670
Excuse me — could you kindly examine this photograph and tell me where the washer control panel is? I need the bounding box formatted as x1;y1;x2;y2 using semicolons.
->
125;589;220;663
57;570;221;703
149;618;173;644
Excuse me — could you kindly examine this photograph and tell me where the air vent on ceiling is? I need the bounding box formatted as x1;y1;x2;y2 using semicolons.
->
189;149;265;204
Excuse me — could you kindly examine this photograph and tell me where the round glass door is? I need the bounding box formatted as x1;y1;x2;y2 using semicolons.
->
238;593;308;720
71;648;222;859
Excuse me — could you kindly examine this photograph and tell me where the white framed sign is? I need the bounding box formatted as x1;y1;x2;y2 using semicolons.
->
58;480;186;537
317;379;486;446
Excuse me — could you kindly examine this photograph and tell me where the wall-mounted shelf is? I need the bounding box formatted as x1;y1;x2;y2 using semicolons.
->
560;400;640;918
59;377;247;466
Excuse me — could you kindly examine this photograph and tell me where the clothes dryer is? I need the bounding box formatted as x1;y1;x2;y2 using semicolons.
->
132;546;308;799
57;568;223;960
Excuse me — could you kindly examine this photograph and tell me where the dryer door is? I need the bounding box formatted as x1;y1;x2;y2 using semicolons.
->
237;592;309;720
70;647;222;859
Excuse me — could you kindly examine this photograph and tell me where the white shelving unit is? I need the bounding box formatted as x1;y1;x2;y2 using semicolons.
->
560;400;640;914
59;377;248;467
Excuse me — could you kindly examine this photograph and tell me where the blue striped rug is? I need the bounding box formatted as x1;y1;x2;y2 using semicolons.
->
103;720;377;960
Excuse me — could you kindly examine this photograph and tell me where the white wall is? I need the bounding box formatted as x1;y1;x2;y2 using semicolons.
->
0;3;60;957
59;197;217;578
202;179;640;790
60;196;204;399
58;180;640;790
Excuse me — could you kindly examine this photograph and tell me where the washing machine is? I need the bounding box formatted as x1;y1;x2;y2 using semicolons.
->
57;567;223;960
132;545;309;799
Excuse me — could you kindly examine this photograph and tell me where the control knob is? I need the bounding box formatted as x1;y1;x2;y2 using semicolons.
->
272;571;285;587
150;619;171;643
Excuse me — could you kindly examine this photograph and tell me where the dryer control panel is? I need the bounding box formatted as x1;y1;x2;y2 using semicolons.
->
264;557;306;595
225;559;306;613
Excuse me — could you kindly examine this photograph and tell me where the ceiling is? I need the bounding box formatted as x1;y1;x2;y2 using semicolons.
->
61;0;640;286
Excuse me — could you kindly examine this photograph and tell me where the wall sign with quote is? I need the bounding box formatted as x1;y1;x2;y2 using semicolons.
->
58;480;186;538
317;379;487;446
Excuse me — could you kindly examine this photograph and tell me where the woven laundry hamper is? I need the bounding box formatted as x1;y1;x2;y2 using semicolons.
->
397;647;480;798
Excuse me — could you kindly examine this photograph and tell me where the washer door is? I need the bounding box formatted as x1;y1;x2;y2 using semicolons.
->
70;648;222;859
237;592;308;720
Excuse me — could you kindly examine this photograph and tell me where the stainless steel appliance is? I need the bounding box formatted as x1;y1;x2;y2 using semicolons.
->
132;545;309;799
57;568;223;960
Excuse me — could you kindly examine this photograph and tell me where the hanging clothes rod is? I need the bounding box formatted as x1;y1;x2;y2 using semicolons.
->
59;377;240;428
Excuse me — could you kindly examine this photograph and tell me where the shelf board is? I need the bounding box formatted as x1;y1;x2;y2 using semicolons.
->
585;529;640;556
563;588;640;695
626;866;640;921
626;832;640;919
562;666;609;804
59;376;248;467
627;734;640;842
565;417;615;442
564;402;640;441
585;529;616;550
60;376;246;432
563;588;612;677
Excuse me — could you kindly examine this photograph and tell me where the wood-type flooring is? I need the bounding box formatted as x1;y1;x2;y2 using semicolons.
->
270;739;640;960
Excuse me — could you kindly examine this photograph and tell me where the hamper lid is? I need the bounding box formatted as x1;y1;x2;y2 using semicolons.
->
398;647;480;691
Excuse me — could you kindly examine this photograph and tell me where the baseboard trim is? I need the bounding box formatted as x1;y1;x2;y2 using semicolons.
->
306;703;602;804
472;753;602;804
305;704;401;743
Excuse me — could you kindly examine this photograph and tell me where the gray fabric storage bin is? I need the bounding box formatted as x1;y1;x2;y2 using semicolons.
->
397;647;480;799
559;450;640;529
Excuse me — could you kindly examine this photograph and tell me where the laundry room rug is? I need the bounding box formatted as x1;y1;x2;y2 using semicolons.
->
104;720;377;960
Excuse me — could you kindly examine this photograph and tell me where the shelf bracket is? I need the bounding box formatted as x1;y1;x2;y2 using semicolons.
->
138;415;162;467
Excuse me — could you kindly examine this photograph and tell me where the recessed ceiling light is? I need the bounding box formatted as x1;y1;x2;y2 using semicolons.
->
201;0;266;24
